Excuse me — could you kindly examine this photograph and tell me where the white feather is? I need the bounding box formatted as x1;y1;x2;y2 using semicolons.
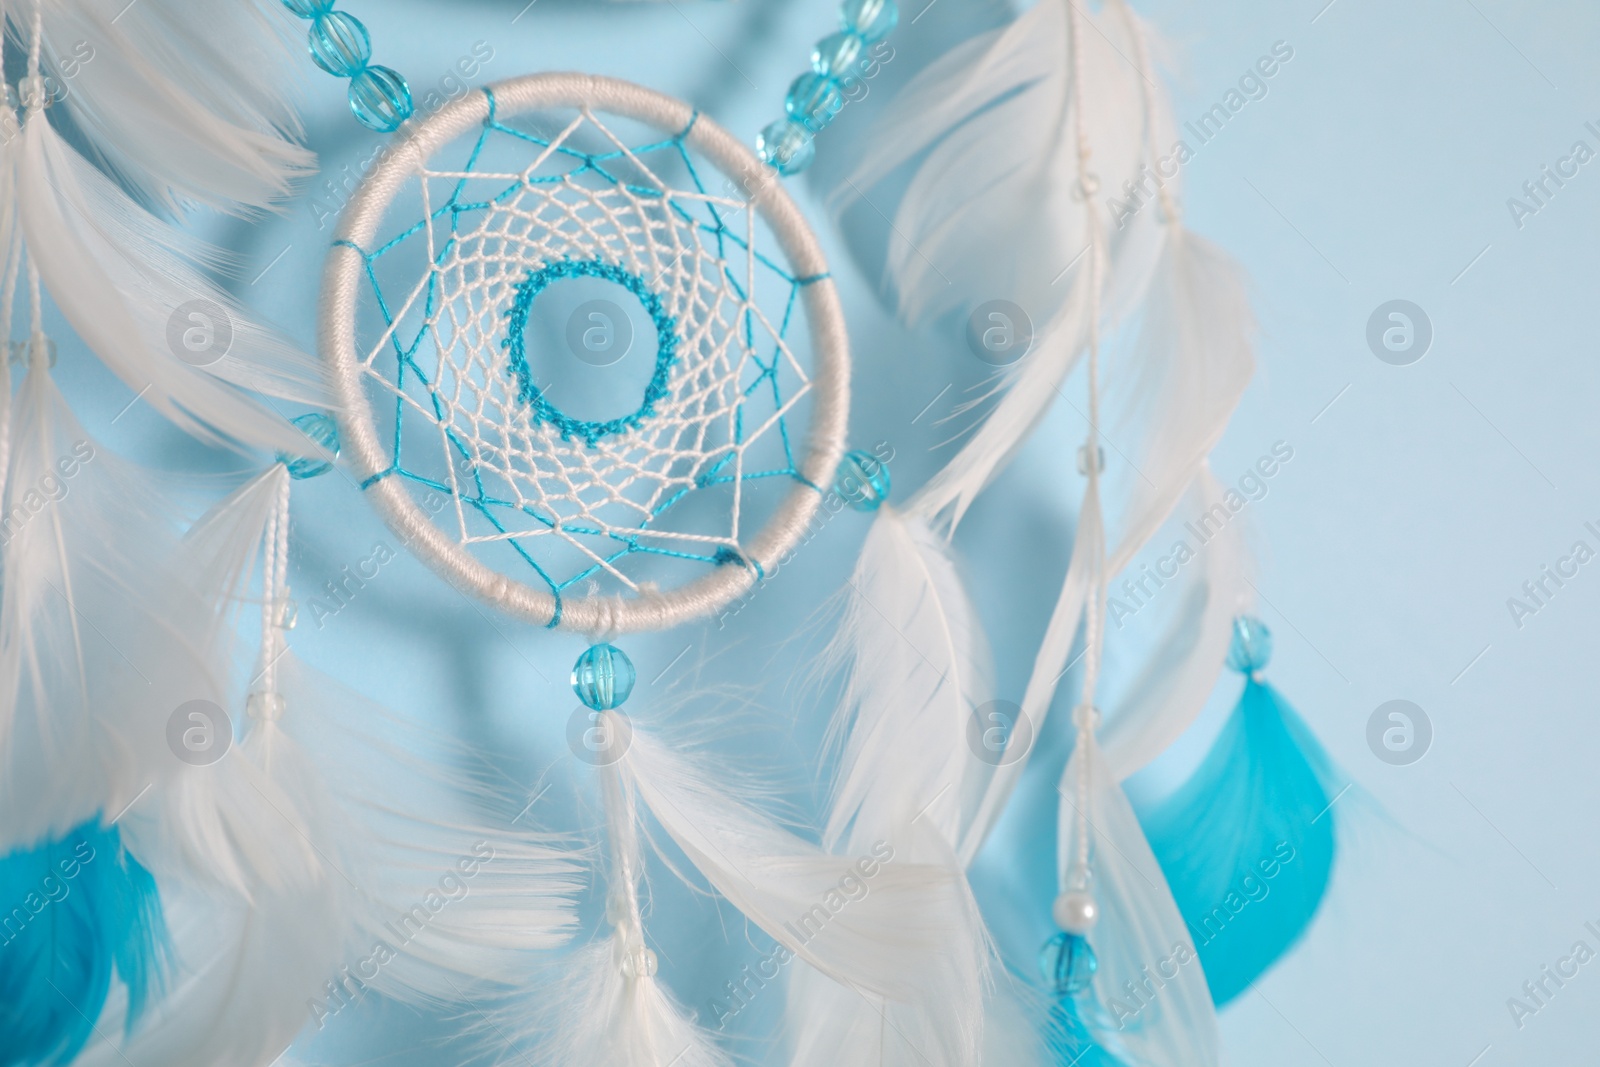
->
828;0;1166;330
830;0;1173;530
504;940;735;1067
0;360;227;852
823;505;993;850
73;469;583;1067
1099;230;1255;570
621;722;988;1065
961;487;1102;865
496;757;732;1067
1100;470;1249;781
1055;735;1219;1066
38;0;312;212
14;112;328;451
962;228;1256;843
787;505;996;1065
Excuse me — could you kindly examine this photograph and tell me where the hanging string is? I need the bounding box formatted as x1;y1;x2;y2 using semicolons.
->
1126;8;1180;226
597;727;656;981
0;233;19;506
25;261;43;355
256;469;293;705
1065;0;1110;893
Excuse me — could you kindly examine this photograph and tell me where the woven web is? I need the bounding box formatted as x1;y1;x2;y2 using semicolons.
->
339;91;822;624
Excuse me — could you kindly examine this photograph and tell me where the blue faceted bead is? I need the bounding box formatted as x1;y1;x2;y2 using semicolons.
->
348;65;413;133
756;119;814;175
786;71;844;133
278;413;340;479
834;449;890;512
572;644;637;711
840;0;898;44
812;31;867;82
1038;932;1097;997
309;11;371;77
1226;614;1273;674
281;0;333;17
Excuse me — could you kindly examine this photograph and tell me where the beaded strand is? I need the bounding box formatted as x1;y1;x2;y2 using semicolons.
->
281;0;414;133
757;0;899;176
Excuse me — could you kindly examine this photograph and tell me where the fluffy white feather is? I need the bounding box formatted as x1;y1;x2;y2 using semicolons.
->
505;940;735;1067
1055;736;1219;1066
786;504;997;1065
496;758;732;1067
828;0;1166;329
0;359;227;852
1100;470;1249;781
1099;230;1255;572
14;112;328;451
829;0;1172;530
621;721;988;1065
823;505;994;850
38;0;312;212
72;468;583;1066
961;227;1256;844
961;487;1102;864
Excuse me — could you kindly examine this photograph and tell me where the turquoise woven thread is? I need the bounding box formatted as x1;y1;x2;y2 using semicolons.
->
501;260;679;448
343;89;822;617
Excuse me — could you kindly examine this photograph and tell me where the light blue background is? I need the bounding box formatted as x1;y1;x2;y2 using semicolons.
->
63;0;1600;1063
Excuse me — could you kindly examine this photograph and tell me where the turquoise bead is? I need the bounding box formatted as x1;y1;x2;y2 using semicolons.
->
572;644;637;711
785;71;844;133
1038;932;1097;997
348;65;413;133
812;31;867;82
840;0;898;44
756;119;815;175
281;0;333;17
309;11;371;77
1226;615;1273;674
278;413;340;479
834;450;890;512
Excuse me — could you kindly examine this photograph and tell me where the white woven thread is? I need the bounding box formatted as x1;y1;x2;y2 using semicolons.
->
320;74;849;635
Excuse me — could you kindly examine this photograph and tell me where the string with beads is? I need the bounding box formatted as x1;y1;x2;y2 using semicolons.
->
280;0;414;132
1038;0;1111;1005
756;0;900;176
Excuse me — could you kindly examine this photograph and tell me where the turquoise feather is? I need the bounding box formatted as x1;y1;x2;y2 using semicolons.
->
0;821;168;1066
1137;617;1338;1007
1046;998;1128;1067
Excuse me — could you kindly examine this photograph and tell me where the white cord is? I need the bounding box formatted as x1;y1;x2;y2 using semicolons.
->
1066;0;1110;892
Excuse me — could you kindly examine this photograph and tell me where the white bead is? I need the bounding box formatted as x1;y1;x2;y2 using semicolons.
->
1053;890;1099;935
620;945;658;980
246;691;286;723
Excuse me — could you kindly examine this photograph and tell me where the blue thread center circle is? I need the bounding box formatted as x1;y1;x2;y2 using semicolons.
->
503;260;679;446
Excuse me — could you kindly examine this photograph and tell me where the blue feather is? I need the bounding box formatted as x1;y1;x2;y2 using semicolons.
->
1045;997;1128;1067
1136;617;1339;1007
0;820;168;1066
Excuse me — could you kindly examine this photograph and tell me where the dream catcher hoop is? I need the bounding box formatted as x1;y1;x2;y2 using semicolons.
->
321;72;850;635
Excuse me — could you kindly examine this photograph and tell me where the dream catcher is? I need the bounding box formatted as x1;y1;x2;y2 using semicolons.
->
0;0;1344;1065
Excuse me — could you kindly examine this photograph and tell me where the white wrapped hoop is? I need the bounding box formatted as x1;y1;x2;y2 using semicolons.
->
319;73;850;635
